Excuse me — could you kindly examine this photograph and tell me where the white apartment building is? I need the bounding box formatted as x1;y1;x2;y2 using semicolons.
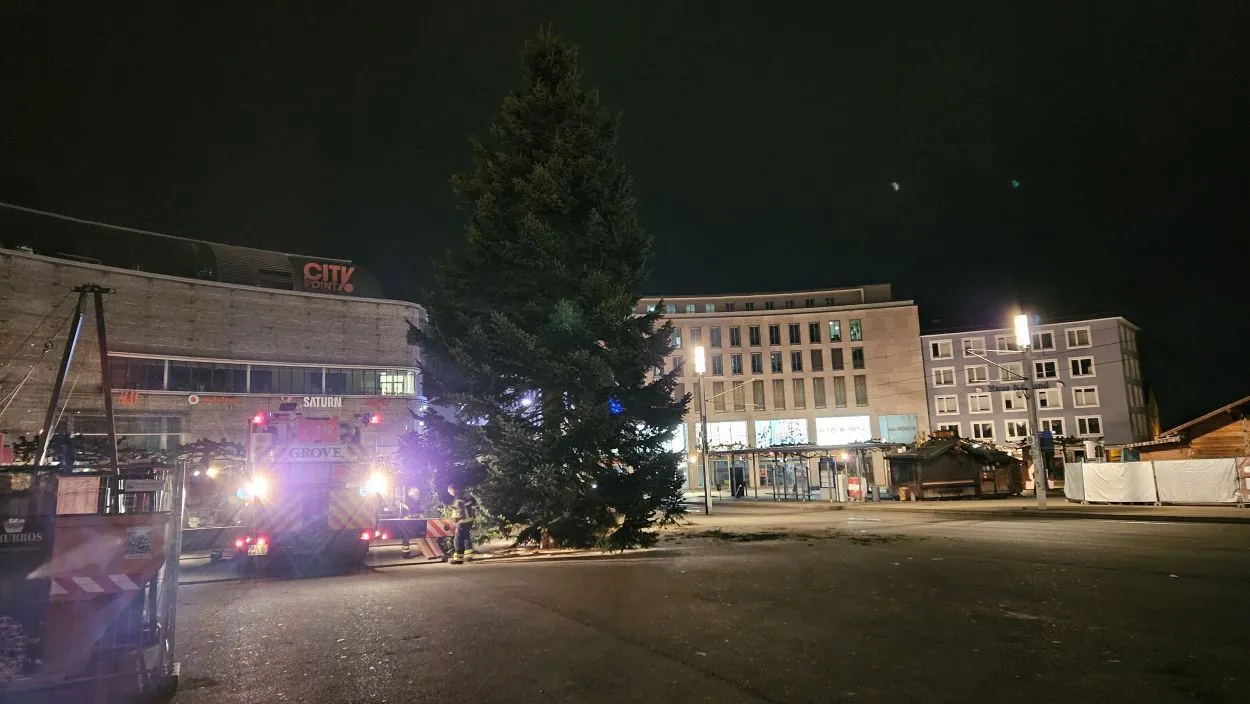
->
920;316;1148;449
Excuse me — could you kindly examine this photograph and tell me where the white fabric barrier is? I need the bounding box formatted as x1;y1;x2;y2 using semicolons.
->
1153;459;1239;504
1064;462;1085;502
1082;462;1158;503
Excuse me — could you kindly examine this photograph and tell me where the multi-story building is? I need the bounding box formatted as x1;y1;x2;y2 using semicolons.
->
0;235;424;466
640;284;929;491
919;316;1148;449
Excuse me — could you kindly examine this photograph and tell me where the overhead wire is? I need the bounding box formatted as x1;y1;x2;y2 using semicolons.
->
0;307;76;422
0;289;74;375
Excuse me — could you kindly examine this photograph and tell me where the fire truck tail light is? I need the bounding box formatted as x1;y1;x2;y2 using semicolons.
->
360;531;372;541
252;413;266;425
369;413;382;425
235;539;244;549
256;536;267;546
381;532;390;540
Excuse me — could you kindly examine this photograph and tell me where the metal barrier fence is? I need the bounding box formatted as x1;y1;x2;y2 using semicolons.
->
1;464;185;703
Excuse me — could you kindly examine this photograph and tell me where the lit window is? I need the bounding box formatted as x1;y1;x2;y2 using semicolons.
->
849;319;863;341
672;327;682;349
828;320;842;343
684;304;696;314
705;303;716;313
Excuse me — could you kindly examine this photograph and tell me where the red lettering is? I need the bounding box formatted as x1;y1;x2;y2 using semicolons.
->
303;262;323;282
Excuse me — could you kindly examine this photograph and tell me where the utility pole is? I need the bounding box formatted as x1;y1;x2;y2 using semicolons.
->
694;346;712;515
1015;315;1047;510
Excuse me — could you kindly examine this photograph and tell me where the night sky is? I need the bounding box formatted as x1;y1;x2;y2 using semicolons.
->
3;3;1248;427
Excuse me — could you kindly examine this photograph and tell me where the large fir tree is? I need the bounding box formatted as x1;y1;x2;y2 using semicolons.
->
419;29;687;549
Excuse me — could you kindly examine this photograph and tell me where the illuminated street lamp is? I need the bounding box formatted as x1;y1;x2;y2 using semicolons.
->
693;345;712;515
1014;314;1048;510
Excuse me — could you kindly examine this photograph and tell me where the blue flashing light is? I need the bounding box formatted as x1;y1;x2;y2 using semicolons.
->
608;397;624;416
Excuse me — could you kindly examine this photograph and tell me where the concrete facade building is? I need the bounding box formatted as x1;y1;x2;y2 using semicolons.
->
919;316;1148;449
0;245;424;463
641;284;929;491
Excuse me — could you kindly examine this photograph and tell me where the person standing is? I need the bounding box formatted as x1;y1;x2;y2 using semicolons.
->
399;488;445;561
447;483;476;564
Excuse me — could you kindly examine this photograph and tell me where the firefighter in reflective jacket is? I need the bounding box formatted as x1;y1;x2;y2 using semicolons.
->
447;483;475;564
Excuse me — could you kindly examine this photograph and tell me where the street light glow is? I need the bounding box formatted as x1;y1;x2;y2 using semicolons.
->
693;345;706;375
1013;314;1031;349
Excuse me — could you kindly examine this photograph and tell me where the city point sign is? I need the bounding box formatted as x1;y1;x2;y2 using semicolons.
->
303;262;356;294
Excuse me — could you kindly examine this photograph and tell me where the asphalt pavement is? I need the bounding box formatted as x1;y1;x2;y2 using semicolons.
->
172;510;1250;703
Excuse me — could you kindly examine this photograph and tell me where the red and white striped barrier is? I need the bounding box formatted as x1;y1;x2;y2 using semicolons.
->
49;573;147;598
424;518;457;537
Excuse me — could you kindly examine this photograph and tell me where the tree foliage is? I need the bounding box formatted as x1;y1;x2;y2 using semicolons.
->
418;28;688;549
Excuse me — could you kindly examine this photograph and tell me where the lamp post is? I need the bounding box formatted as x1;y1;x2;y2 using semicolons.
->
1014;314;1047;510
693;345;713;515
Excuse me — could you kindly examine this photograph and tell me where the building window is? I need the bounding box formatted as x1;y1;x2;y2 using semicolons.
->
1005;420;1029;440
824;297;835;306
995;335;1018;353
971;421;994;441
731;354;744;375
744;302;756;311
671;356;684;375
672;327;682;349
965;365;989;385
1069;357;1096;377
813;378;827;408
792;378;806;409
768;325;781;346
109;357;167;391
936;395;959;415
805;298;815;308
707;327;719;347
764;301;776;311
684;304;696;313
168;361;250;394
380;371;416;396
937;423;961;435
770;352;783;373
968;393;992;413
788;324;801;345
725;303;735;312
1077;416;1103;437
772;379;786;410
1033;360;1058;379
833;376;847;408
851;347;865;370
1002;391;1025;412
729;327;741;347
1035;388;1062;410
705;303;716;313
830;348;844;371
784;300;795;309
808;322;821;344
712;381;726;412
810;348;824;372
68;414;183;451
962;337;986;357
665;304;677;314
1073;386;1100;407
853;375;869;406
790;350;803;372
1031;331;1055;351
690;327;703;345
732;382;746;411
933;368;956;387
751;352;763;374
828;320;842;342
930;340;953;359
999;361;1025;382
324;368;390;396
711;354;724;376
752;380;766;411
1065;327;1092;349
849;319;863;342
1040;418;1065;436
252;365;325;395
749;326;761;346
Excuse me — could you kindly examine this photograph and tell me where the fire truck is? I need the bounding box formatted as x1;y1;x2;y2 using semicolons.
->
234;411;390;570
